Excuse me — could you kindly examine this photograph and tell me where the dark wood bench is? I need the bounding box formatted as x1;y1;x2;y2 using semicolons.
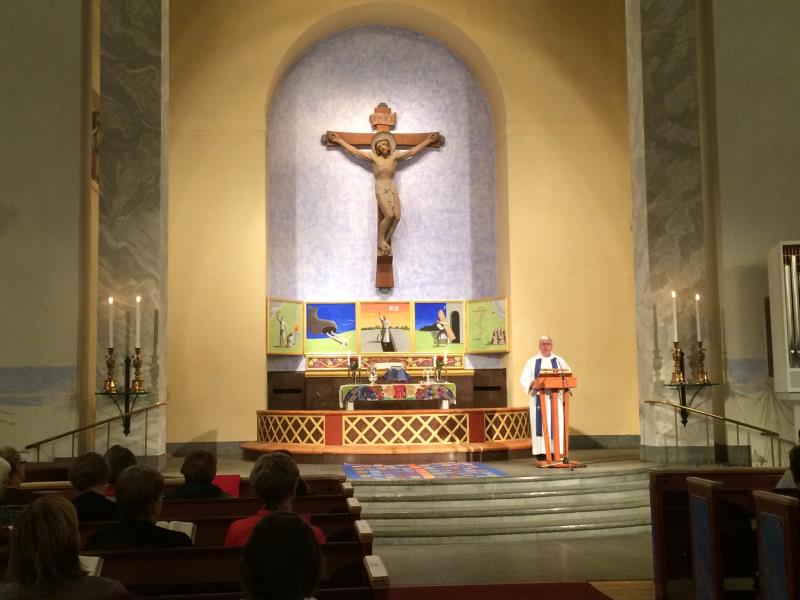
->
754;490;799;599
78;514;368;548
686;477;758;599
650;467;783;599
16;475;351;500
159;495;358;520
79;542;386;597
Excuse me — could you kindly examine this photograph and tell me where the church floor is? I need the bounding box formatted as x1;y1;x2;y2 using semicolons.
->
164;448;648;479
165;449;655;598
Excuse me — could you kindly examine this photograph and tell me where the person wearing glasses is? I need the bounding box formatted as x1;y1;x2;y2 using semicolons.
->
519;336;571;462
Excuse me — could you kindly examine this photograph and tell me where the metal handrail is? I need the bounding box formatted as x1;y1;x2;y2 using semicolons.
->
646;399;793;467
645;400;781;437
25;402;166;461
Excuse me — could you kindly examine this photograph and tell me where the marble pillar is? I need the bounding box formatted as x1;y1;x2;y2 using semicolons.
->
626;0;729;464
97;0;168;460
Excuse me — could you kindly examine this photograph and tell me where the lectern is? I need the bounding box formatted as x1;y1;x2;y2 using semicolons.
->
531;370;580;468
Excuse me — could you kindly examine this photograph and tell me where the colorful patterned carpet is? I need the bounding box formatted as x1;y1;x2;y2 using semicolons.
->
343;462;507;480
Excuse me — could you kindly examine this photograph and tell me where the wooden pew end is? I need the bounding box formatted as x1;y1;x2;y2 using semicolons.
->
364;555;389;589
355;520;373;544
347;497;362;517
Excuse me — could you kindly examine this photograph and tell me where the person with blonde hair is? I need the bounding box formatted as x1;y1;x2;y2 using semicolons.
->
0;495;128;599
0;446;39;505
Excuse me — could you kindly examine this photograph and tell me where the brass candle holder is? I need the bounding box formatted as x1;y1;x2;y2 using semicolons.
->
695;340;710;384
131;347;145;393
670;341;685;385
104;347;118;393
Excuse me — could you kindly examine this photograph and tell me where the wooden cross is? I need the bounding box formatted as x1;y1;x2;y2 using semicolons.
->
322;103;444;290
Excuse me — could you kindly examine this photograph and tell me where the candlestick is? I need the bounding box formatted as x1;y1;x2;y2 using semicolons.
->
108;297;114;348
694;294;701;342
695;340;710;384
103;347;118;393
135;296;142;349
670;341;685;385
671;291;678;342
131;347;145;393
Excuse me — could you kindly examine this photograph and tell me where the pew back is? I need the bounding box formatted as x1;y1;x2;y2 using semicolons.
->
650;467;782;600
754;490;799;600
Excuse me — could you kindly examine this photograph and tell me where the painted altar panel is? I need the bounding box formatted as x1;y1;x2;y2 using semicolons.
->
358;301;412;354
466;298;509;353
267;298;304;355
305;302;357;355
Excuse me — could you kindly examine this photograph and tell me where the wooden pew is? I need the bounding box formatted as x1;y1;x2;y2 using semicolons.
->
162;494;358;519
78;542;385;597
158;495;359;520
650;467;783;599
686;477;757;599
754;490;799;600
78;514;367;548
17;475;351;501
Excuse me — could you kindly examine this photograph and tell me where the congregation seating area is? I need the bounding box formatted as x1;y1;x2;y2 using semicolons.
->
0;469;388;599
649;467;800;599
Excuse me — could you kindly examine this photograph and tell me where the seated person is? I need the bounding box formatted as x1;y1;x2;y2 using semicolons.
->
165;450;229;500
0;446;40;505
103;445;136;498
775;445;800;498
0;495;129;599
69;452;119;522
240;512;322;600
225;452;325;547
85;466;192;549
0;457;18;528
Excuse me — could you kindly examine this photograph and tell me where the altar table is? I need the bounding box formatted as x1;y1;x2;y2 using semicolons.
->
339;382;456;410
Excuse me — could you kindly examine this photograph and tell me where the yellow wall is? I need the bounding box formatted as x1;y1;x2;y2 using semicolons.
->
168;0;638;442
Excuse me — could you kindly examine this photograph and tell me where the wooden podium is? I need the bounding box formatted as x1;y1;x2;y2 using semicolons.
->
531;371;581;468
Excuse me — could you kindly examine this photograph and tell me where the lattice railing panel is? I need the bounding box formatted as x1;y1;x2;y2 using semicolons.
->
485;411;531;441
258;414;325;444
343;413;468;445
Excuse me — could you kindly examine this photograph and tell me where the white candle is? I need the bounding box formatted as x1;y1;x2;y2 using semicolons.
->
671;291;678;342
444;347;448;363
694;294;701;342
346;351;351;367
108;297;114;348
135;296;142;348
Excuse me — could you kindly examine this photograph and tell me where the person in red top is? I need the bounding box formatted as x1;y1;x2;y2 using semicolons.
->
225;452;325;547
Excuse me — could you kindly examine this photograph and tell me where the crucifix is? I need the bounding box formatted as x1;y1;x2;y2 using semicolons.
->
322;103;444;290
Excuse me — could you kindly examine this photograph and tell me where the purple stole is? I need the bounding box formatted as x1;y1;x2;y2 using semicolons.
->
533;357;559;437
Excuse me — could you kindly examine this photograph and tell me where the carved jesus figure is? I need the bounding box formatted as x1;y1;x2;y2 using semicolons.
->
327;130;440;256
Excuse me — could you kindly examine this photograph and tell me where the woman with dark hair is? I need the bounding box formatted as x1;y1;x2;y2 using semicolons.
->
69;452;119;521
0;495;129;599
103;445;136;497
240;511;322;600
86;466;192;550
165;450;228;500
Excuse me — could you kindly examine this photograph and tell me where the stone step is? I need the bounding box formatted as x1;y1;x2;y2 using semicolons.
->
351;468;650;496
372;518;652;545
362;497;650;520
356;480;649;507
367;503;651;530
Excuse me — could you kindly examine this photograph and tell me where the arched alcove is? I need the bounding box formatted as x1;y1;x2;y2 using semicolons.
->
267;25;497;301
